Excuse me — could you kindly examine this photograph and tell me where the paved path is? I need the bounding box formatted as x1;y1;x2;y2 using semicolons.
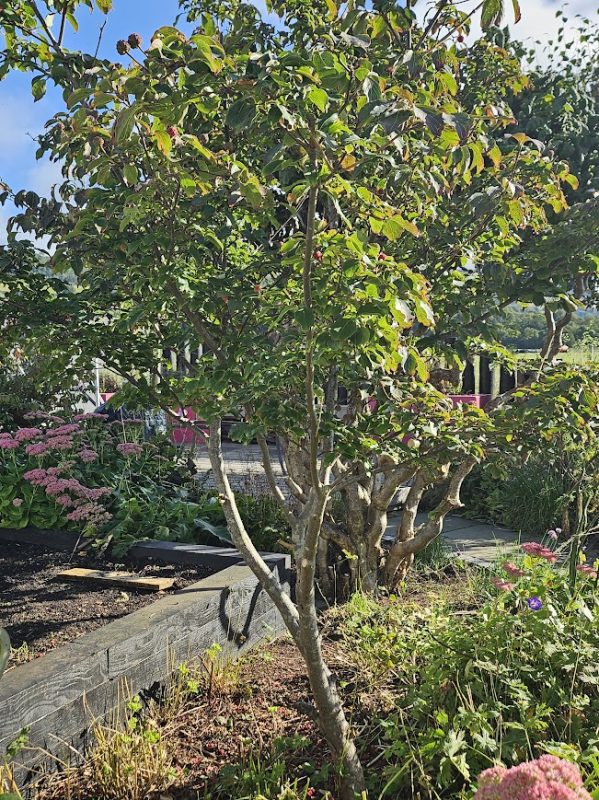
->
385;513;531;565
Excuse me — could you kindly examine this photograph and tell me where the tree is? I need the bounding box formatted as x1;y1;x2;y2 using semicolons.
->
1;0;597;795
508;11;599;203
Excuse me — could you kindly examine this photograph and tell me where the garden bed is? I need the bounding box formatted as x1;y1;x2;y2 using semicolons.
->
0;527;290;793
0;541;213;662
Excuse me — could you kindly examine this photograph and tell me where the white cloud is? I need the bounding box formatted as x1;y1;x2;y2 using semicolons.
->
25;159;64;199
463;0;598;63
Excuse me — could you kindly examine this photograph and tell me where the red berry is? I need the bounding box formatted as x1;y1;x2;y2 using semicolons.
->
378;252;388;261
313;250;323;261
457;34;465;43
166;125;179;139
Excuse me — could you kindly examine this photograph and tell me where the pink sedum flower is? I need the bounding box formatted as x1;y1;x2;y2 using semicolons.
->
547;529;558;541
502;561;526;578
25;442;49;456
55;494;73;507
474;756;591;800
12;497;23;507
522;542;557;562
0;432;13;440
116;442;143;457
23;468;49;485
0;438;19;450
492;577;515;591
73;413;109;421
46;423;80;437
79;449;99;463
522;542;545;557
45;436;74;451
576;564;598;579
14;427;43;442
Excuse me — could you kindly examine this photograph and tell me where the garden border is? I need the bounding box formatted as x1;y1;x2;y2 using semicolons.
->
0;527;290;791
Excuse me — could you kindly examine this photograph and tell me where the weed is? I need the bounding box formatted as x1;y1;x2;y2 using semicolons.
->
84;694;176;800
200;643;241;701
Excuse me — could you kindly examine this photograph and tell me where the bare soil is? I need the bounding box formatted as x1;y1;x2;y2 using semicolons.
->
0;541;215;663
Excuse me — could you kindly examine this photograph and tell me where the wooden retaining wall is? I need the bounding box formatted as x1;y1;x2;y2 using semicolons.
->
0;528;290;789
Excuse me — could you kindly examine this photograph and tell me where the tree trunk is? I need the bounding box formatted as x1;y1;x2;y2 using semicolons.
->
295;488;366;799
207;420;366;799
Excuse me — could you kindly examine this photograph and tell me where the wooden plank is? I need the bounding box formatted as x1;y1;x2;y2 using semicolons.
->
56;567;175;592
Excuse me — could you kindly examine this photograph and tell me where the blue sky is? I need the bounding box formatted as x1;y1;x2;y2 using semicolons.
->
0;0;597;241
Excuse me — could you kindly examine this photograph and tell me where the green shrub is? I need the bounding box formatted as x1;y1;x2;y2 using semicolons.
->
0;413;289;553
338;554;599;799
462;458;569;535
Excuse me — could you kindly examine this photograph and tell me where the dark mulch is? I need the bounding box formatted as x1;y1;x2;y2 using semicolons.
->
0;541;215;662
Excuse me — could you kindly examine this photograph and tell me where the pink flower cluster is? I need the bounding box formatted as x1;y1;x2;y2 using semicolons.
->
73;413;109;421
0;437;19;450
14;427;43;442
492;577;515;591
79;449;98;463
25;436;74;455
66;502;112;526
22;468;112;509
23;411;65;423
576;564;598;580
47;423;80;437
522;542;557;563
116;442;143;456
474;756;591;800
503;561;526;578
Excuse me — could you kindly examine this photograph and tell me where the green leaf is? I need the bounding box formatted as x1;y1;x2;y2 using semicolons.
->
382;215;420;240
114;106;136;144
95;0;113;11
414;297;435;326
190;34;222;73
307;87;329;112
481;0;503;30
31;76;47;101
123;164;138;185
226;99;257;130
154;130;172;156
511;0;521;23
295;309;315;329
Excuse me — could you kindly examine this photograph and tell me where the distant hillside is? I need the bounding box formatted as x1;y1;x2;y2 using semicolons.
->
498;305;599;351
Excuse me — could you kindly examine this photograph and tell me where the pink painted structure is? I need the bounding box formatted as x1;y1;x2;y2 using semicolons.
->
99;393;207;445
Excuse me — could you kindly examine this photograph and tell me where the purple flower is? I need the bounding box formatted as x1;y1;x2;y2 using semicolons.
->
527;596;543;612
0;438;19;450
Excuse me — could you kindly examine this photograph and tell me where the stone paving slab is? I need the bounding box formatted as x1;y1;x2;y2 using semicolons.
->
385;513;533;565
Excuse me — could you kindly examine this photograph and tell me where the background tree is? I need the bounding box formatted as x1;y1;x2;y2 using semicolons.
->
1;0;598;795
